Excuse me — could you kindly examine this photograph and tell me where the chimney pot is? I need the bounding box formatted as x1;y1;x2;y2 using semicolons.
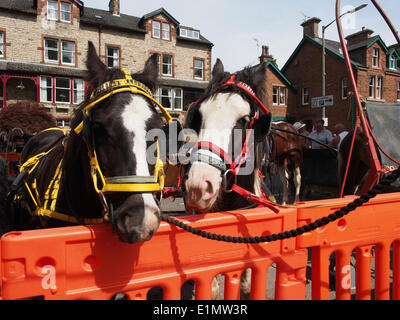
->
301;17;321;38
109;0;120;16
259;45;274;63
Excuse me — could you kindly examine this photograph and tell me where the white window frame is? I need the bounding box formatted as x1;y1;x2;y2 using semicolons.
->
57;119;70;127
40;76;53;103
162;55;173;76
272;86;279;105
372;48;380;67
107;47;120;68
179;28;200;39
369;76;375;98
194;59;204;80
389;54;396;70
302;88;309;105
162;23;170;40
179;28;187;37
376;76;383;100
73;79;84;104
55;77;71;104
341;77;348;100
0;31;4;59
279;87;286;105
152;21;161;39
44;38;59;64
61;40;75;66
47;0;59;21
155;87;183;111
60;2;71;23
173;88;183;110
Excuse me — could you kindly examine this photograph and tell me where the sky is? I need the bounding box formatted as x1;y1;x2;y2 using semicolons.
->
81;0;400;73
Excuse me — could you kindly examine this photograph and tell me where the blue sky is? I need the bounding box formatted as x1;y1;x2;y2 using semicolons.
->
81;0;400;72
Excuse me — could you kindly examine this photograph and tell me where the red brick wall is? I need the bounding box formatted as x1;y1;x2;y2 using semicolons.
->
264;67;291;118
284;41;352;130
284;39;400;131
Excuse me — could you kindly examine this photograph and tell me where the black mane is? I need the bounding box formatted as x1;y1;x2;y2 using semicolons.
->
199;60;267;111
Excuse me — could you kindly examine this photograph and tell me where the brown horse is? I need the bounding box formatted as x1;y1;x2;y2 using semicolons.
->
338;128;400;195
262;121;303;204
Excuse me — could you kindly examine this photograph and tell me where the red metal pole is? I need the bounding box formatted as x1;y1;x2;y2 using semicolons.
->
335;0;383;194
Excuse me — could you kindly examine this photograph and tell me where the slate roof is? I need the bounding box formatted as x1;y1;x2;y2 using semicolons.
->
0;0;37;14
0;2;212;46
80;7;145;34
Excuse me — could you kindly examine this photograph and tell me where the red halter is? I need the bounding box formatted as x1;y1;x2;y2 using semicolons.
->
191;75;269;181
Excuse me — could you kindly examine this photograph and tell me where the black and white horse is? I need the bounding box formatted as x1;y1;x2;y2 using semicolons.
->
5;42;169;244
184;58;272;213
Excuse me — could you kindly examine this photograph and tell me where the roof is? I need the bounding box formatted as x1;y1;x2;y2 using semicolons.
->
0;60;87;78
80;7;145;34
264;61;296;91
80;7;212;45
282;35;365;72
0;2;212;45
0;0;37;14
139;8;179;26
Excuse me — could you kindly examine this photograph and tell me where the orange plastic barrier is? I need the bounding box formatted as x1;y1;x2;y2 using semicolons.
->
0;206;307;300
1;192;400;300
296;192;400;300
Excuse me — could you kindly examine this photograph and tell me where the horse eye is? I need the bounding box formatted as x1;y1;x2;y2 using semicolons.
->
238;116;250;124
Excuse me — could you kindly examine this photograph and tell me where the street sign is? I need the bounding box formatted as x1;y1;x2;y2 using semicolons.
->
311;95;334;108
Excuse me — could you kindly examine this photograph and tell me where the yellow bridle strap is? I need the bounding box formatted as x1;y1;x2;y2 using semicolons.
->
34;207;105;225
89;138;165;194
74;80;172;135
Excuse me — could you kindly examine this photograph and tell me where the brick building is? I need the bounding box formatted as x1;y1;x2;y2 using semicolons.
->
0;0;213;127
256;45;296;121
282;17;400;131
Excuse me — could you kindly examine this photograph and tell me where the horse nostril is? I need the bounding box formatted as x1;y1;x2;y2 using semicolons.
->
202;180;214;201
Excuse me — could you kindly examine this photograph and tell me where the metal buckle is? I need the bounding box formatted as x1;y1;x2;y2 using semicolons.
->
222;169;237;193
98;191;110;222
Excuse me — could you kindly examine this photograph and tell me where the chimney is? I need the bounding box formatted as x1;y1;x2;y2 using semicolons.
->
109;0;120;16
301;17;321;38
345;27;374;46
259;45;274;63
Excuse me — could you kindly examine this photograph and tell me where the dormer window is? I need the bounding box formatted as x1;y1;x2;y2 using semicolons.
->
389;54;398;70
152;21;161;38
60;2;72;23
162;23;170;40
47;1;71;23
180;28;200;39
372;48;380;67
47;1;58;21
152;21;170;40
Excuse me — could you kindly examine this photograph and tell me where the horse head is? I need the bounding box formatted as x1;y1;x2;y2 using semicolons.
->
183;59;271;212
68;41;168;243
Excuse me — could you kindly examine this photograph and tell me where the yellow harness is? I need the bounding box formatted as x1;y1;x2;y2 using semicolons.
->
17;69;173;225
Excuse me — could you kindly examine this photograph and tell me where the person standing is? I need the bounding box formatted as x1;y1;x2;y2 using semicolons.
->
293;121;311;148
328;123;349;150
308;119;333;149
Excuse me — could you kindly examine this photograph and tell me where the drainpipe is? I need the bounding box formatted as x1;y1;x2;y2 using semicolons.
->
98;26;102;57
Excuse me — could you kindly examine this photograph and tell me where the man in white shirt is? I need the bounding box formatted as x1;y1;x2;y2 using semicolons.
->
308;119;333;149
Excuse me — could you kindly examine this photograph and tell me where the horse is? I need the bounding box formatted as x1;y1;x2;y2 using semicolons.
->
5;41;172;244
183;58;272;300
264;122;303;205
183;58;272;213
338;127;400;195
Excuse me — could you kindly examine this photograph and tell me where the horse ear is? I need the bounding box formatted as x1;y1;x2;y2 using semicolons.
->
86;41;107;80
253;113;272;143
249;62;267;98
135;53;159;92
212;58;225;82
